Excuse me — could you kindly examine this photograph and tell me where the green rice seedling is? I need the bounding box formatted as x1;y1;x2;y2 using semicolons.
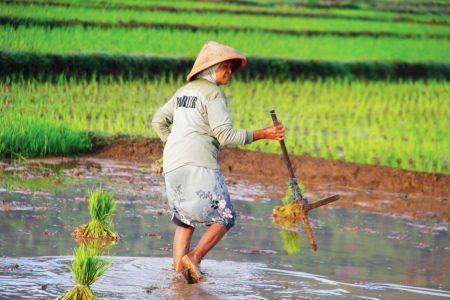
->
1;24;448;60
7;0;448;22
280;230;302;255
2;76;448;174
0;111;92;159
59;245;113;300
72;187;119;240
4;3;449;35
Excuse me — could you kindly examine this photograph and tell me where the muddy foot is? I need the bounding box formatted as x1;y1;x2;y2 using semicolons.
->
181;268;195;284
181;255;204;283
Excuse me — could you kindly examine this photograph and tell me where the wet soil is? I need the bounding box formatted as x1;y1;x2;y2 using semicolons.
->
86;136;450;221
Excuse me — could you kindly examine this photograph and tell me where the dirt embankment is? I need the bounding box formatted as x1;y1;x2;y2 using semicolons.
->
86;136;450;220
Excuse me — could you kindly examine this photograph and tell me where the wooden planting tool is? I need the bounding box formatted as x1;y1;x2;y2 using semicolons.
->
270;110;341;251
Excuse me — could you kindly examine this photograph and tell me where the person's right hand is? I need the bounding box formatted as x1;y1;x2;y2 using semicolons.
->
264;124;285;141
253;123;285;142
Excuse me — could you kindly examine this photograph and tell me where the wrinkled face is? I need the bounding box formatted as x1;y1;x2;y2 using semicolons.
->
216;61;232;85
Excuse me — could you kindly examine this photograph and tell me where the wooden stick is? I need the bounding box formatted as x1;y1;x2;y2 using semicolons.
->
270;110;317;251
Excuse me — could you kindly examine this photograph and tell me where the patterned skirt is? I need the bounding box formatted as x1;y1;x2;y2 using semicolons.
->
164;165;236;230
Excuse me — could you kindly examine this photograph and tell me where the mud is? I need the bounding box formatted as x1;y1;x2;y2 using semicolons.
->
0;264;19;271
85;136;450;220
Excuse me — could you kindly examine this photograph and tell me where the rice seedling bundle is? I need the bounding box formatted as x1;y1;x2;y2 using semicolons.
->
72;187;119;240
58;245;113;300
3;2;448;35
273;180;306;219
1;24;449;60
2;76;448;174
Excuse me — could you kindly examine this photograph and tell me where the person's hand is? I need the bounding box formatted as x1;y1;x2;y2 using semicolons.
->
265;124;285;141
253;123;285;142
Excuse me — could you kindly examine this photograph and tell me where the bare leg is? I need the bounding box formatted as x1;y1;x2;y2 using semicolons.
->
173;226;195;271
182;224;228;282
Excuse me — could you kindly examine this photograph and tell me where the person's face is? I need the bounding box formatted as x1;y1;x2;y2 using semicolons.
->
216;61;232;85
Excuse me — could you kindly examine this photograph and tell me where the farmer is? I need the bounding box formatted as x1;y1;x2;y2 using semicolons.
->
151;40;285;283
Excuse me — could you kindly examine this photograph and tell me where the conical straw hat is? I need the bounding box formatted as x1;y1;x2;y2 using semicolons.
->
187;40;247;82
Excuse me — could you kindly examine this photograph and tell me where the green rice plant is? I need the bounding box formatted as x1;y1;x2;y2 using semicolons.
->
9;0;445;17
1;24;449;60
73;187;119;240
280;230;302;255
0;110;92;159
2;76;448;174
4;1;448;29
60;245;113;300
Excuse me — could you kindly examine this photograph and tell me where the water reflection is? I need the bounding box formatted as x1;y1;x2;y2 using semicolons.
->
280;230;302;255
56;245;114;300
73;237;118;257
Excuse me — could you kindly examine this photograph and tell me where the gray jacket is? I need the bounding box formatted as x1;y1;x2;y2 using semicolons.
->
152;79;253;174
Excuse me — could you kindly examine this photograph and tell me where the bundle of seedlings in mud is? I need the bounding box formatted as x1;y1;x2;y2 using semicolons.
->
273;179;306;219
57;245;113;300
72;187;119;241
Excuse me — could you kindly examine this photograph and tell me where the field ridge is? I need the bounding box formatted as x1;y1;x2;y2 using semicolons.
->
2;48;449;80
87;136;450;200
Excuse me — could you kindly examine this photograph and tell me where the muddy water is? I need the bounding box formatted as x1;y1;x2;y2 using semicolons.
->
0;159;449;299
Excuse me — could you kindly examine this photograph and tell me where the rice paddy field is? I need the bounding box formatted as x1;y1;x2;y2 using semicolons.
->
4;2;449;35
2;76;449;174
1;0;450;298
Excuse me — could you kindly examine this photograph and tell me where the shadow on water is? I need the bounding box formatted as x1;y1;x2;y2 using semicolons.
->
0;158;449;299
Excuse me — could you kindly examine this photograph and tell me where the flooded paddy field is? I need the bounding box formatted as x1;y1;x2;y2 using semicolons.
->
0;158;449;299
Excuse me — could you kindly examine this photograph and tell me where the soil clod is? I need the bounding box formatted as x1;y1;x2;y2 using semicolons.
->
0;264;19;270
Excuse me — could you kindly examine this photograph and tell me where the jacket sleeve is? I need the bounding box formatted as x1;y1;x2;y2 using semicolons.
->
206;98;253;146
151;98;175;143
